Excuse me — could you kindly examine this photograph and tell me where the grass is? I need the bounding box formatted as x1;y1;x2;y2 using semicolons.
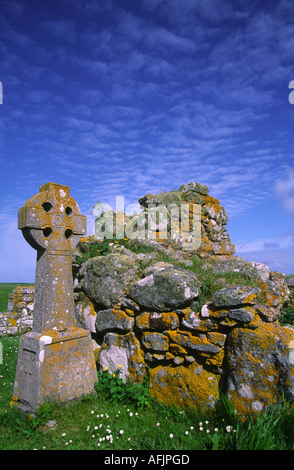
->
0;283;34;312
1;335;294;450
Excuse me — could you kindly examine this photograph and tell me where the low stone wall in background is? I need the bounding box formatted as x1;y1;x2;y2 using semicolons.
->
0;286;34;336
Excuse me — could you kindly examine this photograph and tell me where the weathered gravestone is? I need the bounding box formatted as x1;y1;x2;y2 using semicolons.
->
12;183;97;414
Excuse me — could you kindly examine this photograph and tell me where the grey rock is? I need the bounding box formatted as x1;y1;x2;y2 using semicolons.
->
83;253;140;308
128;262;200;311
99;332;145;383
142;332;169;351
227;307;255;323
212;285;259;308
96;308;134;333
212;259;270;282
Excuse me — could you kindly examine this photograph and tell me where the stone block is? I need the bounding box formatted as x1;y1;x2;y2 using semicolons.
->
13;327;97;414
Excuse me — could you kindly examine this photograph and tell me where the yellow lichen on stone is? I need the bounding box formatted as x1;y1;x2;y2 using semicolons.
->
227;323;294;418
169;342;187;356
149;363;220;411
125;308;134;316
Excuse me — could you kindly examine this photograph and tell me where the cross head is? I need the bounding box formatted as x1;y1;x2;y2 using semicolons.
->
18;182;86;332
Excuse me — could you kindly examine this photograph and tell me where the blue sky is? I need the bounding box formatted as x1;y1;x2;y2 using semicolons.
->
0;0;294;282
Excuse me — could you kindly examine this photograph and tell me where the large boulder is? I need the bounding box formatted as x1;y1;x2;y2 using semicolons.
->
127;262;200;311
149;363;220;411
212;258;270;282
83;253;140;308
226;323;294;417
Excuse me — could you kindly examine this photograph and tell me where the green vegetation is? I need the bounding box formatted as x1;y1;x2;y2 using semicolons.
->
1;335;294;450
95;367;151;409
75;239;113;265
176;257;260;307
280;291;294;326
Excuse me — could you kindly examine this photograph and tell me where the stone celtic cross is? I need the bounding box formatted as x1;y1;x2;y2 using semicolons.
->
18;182;86;332
13;183;97;414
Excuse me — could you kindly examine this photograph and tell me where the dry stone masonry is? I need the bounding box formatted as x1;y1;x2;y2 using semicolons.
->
0;286;34;336
74;254;294;417
4;182;294;418
136;182;235;257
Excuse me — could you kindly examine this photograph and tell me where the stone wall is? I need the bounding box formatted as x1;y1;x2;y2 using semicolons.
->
2;257;293;419
0;286;34;336
73;248;293;418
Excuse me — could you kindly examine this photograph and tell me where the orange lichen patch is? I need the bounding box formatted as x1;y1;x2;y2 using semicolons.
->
136;312;179;331
125;308;135;317
166;352;175;360
136;312;150;330
149;363;220;411
202;194;221;208
124;333;146;384
205;348;225;368
167;330;220;357
169;342;187;356
167;330;198;347
244;292;258;305
79;236;91;244
227;324;294;418
207;332;226;347
77;294;96;317
154;230;168;242
9;399;20;409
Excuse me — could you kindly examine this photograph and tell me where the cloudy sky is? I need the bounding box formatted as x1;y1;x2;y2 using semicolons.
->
0;0;294;282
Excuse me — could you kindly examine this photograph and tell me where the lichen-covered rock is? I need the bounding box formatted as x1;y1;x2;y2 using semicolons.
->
136;311;179;331
128;262;200;311
99;332;146;383
83;253;140;308
212;259;270;282
136;182;235;257
4;182;294;419
226;324;294;417
95;307;134;333
75;294;97;333
1;286;35;336
142;332;169;351
149;363;220;411
212;285;259;308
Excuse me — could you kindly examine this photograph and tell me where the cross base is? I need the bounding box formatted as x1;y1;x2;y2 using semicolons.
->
11;327;98;415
